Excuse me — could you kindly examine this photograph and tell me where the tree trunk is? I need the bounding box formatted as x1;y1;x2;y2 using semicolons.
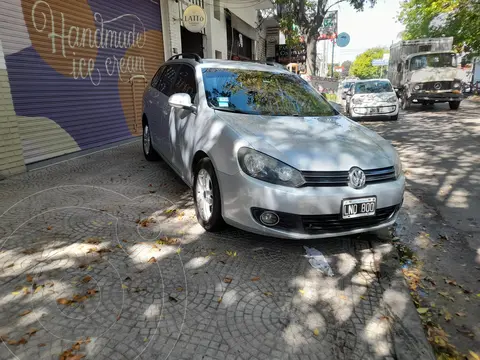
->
305;35;317;75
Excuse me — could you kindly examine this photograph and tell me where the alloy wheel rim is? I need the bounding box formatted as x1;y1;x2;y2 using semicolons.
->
143;125;151;155
196;169;214;221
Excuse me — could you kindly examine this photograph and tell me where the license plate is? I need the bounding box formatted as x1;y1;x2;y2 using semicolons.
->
342;197;376;219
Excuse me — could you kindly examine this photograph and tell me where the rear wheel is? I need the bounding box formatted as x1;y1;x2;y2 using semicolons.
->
193;158;225;232
449;101;460;110
143;123;160;161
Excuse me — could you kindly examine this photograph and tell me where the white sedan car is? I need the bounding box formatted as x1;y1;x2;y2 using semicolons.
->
346;79;399;120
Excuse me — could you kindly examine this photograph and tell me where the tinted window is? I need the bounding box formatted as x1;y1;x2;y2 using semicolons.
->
151;66;164;88
202;68;335;117
156;65;180;96
354;81;393;94
172;65;197;102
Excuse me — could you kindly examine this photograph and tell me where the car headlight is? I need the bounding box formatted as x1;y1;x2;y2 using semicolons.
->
453;82;461;89
394;151;403;178
352;97;363;104
387;95;397;103
413;84;421;91
238;148;305;187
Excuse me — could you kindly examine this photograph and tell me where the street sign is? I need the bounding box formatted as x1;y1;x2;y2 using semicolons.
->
318;11;337;40
371;59;388;66
336;32;350;47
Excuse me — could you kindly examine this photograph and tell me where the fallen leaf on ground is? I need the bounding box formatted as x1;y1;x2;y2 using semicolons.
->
217;297;222;303
6;263;14;268
251;277;260;281
21;248;37;255
424;276;436;286
19;310;31;316
121;284;128;289
176;248;182;254
82;276;92;283
147;257;157;263
444;310;452;322
26;274;33;283
444;279;457;286
176;287;183;292
457;325;475;338
11;291;20;295
360;295;366;300
8;337;27;345
47;226;52;230
72;295;88;302
223;277;233;283
34;285;44;294
455;312;466;317
86;289;97;295
38;343;46;347
56;298;72;305
84;237;101;245
313;328;319;336
438;291;455;302
263;292;273;297
298;289;305;295
168;296;178;303
27;328;37;336
115;244;123;249
468;350;480;360
417;307;429;314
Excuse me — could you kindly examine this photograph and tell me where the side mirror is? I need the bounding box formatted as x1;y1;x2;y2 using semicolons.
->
168;93;196;113
346;90;352;96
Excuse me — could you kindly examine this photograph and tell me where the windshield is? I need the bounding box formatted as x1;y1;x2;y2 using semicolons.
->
410;53;457;70
354;81;393;94
202;68;335;117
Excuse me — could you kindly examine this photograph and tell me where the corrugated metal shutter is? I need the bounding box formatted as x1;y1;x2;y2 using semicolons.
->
0;0;164;164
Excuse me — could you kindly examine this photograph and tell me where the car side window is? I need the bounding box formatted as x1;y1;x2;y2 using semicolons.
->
151;66;164;88
172;65;197;103
156;65;180;97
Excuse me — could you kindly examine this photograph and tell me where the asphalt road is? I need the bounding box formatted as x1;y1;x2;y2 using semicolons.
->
361;99;480;355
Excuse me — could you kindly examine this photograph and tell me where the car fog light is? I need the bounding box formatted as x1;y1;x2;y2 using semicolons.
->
259;211;279;226
414;85;420;91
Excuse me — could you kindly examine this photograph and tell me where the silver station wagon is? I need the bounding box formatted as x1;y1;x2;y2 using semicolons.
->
142;54;405;239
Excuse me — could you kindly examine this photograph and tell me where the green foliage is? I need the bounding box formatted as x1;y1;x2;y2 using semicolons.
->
327;63;341;79
349;48;388;79
341;60;352;77
398;0;480;53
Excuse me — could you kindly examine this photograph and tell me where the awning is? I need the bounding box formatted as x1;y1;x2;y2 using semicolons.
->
228;10;258;41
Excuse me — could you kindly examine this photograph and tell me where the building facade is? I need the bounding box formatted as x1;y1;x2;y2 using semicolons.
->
0;0;272;178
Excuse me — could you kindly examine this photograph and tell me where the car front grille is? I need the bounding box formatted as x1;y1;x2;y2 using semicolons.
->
301;166;396;187
301;205;399;234
421;81;452;91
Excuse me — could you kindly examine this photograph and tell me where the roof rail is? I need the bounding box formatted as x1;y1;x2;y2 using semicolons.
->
167;53;203;63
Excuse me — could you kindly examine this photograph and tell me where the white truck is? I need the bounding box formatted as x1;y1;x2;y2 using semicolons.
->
387;37;463;110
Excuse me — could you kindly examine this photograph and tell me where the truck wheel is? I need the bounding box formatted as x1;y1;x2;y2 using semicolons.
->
449;101;460;110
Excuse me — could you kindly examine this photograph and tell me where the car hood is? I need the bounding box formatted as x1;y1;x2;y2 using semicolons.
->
409;67;459;83
215;111;395;171
352;92;397;104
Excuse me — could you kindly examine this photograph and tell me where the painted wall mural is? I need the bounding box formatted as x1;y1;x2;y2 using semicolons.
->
0;0;164;161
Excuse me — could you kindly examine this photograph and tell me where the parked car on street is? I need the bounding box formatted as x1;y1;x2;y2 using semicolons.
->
346;79;399;120
340;79;357;99
142;54;405;239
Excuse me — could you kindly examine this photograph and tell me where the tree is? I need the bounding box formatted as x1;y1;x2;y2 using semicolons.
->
349;47;388;79
341;60;352;77
272;0;377;75
327;63;341;79
398;0;480;54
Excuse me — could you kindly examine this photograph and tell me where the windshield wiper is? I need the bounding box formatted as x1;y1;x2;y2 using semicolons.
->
211;106;252;115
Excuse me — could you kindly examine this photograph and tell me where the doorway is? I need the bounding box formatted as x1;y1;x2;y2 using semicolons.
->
181;27;204;58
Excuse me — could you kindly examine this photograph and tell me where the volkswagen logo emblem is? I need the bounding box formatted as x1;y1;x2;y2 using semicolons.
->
349;167;366;189
434;82;442;90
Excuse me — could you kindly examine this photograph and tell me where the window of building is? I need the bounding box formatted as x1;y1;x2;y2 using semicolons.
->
214;0;221;20
215;51;222;59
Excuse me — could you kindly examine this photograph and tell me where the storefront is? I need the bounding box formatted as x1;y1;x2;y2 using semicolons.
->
0;0;165;164
226;11;256;61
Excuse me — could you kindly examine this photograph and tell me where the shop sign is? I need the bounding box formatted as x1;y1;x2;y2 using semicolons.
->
183;5;206;33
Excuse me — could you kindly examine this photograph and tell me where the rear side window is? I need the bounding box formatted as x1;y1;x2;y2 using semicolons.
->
156;65;180;97
151;67;164;88
172;65;197;102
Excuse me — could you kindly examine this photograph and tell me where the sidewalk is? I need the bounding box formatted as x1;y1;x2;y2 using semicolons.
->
0;141;434;360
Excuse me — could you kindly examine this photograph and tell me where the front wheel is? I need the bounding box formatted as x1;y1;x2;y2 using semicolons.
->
449;101;460;110
143;123;160;161
193;158;225;232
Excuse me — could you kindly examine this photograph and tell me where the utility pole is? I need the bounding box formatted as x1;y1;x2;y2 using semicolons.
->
331;39;335;78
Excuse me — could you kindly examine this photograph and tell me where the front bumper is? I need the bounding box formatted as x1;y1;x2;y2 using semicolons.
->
352;104;398;118
411;91;463;102
217;170;405;239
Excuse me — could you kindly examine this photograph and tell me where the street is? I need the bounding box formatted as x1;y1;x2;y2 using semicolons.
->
0;99;478;359
361;99;480;356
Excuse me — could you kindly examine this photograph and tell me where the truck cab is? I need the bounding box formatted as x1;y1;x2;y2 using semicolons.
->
388;38;463;110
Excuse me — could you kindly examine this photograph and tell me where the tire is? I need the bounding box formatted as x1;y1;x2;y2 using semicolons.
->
193;158;225;232
390;114;398;121
449;101;460;110
142;122;160;161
